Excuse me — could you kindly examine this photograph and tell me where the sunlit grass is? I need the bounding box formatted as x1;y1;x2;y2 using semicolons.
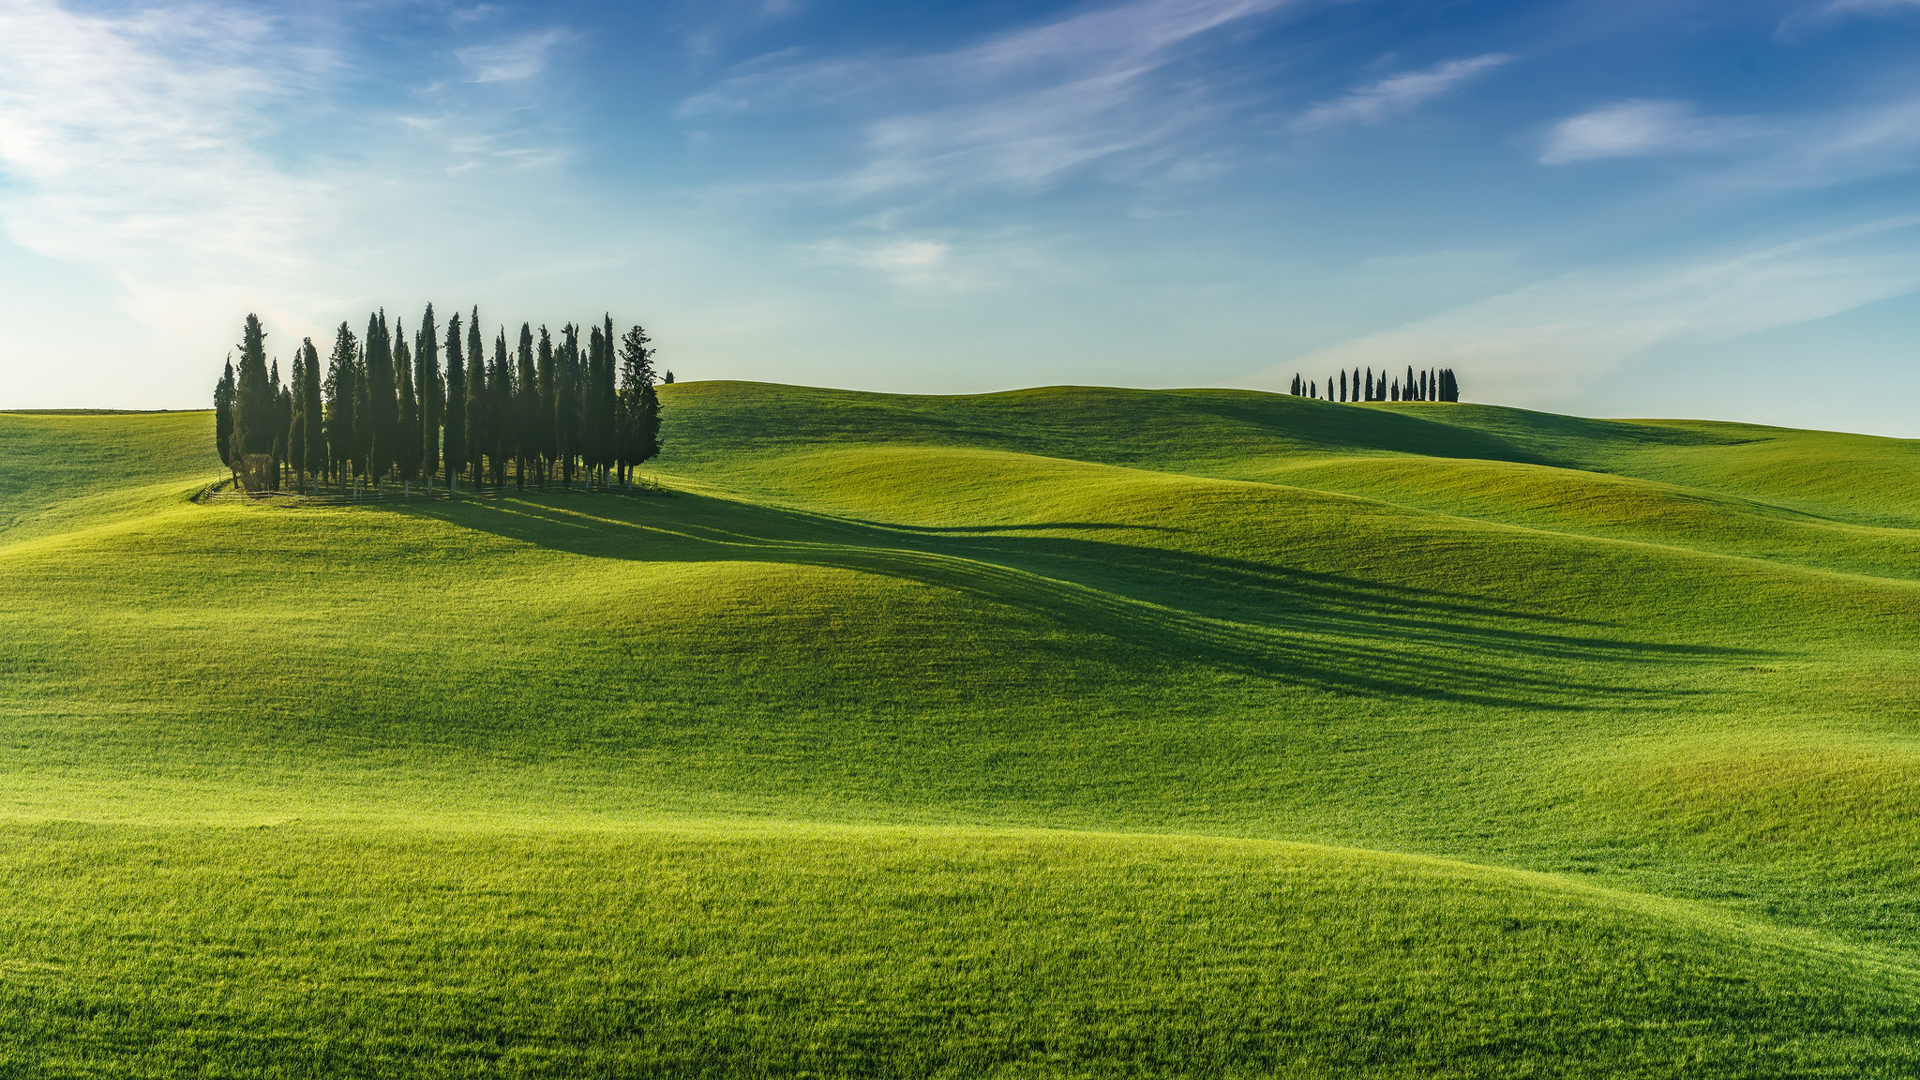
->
3;385;1919;1075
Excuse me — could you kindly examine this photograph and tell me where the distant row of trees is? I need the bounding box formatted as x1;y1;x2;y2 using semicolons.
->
1288;366;1459;403
214;307;670;495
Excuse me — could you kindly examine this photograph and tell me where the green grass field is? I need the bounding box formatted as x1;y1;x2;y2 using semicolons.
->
3;385;1919;1077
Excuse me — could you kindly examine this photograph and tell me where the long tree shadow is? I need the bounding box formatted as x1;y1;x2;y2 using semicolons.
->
388;491;1769;710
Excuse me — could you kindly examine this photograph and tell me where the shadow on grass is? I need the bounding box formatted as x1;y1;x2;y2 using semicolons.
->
389;491;1767;710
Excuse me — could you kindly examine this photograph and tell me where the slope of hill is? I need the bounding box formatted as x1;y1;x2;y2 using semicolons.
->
2;385;1918;1077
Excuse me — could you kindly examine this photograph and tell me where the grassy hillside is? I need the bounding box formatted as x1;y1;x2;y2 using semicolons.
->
2;384;1919;1076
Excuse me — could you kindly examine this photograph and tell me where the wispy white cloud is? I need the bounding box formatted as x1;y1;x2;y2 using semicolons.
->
0;0;340;342
1242;216;1920;407
1539;100;1765;164
681;0;1300;198
454;27;569;83
1295;53;1511;130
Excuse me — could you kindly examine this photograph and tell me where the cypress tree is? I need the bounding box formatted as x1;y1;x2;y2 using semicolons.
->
396;323;421;493
536;325;556;486
301;338;324;488
368;311;401;487
491;329;513;488
290;353;308;493
325;323;358;491
617;324;660;487
274;368;292;491
465;308;486;486
352;342;372;492
214;358;236;481
232;315;274;483
584;322;607;488
1339;370;1347;403
419;304;442;489
1364;368;1373;402
598;315;618;488
443;312;466;494
516;323;537;489
556;323;580;487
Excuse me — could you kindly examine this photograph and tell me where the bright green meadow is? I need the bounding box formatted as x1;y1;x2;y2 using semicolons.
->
3;385;1920;1076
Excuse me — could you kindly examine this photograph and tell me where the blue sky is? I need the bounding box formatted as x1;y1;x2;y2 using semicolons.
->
3;0;1920;433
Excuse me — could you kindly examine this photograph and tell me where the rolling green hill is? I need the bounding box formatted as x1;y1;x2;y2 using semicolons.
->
3;383;1919;1077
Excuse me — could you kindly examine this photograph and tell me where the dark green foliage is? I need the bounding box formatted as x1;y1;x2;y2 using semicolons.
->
556;323;580;487
465;309;486;486
363;311;397;486
213;359;235;472
289;353;308;492
442;311;466;487
395;322;421;487
490;328;513;488
617;324;661;484
231;315;273;461
516;323;537;489
418;305;441;486
536;325;556;483
324;323;358;489
300;338;324;488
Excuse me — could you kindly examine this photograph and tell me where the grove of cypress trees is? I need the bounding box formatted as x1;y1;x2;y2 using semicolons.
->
214;358;236;481
443;311;466;493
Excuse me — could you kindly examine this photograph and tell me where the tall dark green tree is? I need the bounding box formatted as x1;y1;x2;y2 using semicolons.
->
396;323;421;491
290;352;309;493
301;337;324;488
536;325;556;485
443;312;466;493
271;360;291;490
516;323;537;489
325;323;358;491
232;315;274;471
584;322;607;488
466;308;486;486
363;311;397;487
490;328;513;488
556;323;580;487
617;324;661;487
419;304;442;488
214;358;236;481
